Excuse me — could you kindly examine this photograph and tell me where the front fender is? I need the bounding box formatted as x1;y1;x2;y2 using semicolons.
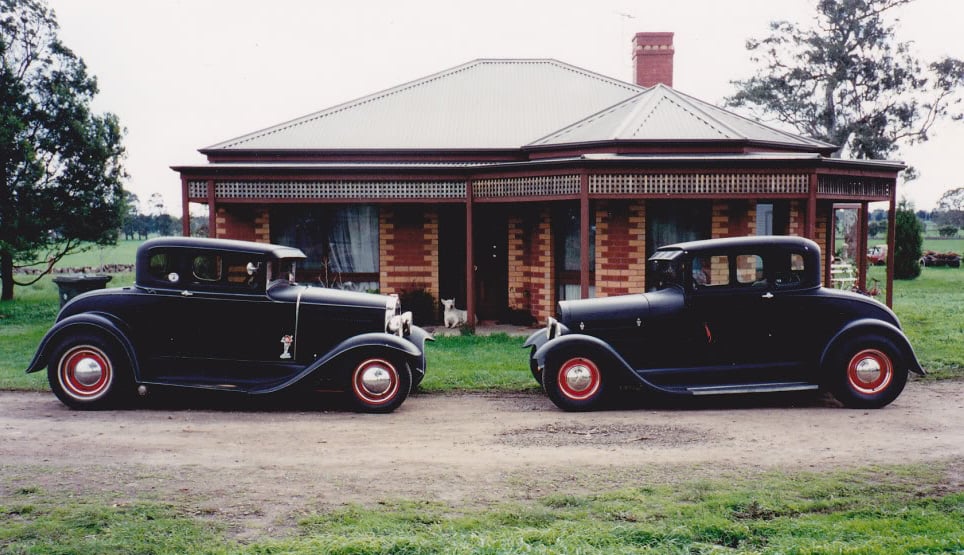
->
819;318;925;376
532;334;637;382
25;312;140;379
523;329;548;351
271;331;428;394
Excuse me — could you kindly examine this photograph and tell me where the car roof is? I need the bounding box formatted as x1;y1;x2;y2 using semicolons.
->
656;235;820;255
137;237;307;260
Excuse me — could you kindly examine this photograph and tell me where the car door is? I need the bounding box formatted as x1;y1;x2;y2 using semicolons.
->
139;249;298;388
686;251;779;368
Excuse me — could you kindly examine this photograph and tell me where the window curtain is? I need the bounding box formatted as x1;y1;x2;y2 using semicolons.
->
328;205;378;273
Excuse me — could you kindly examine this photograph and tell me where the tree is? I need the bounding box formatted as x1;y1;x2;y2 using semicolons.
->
893;200;923;279
0;0;126;300
934;187;964;229
727;0;964;161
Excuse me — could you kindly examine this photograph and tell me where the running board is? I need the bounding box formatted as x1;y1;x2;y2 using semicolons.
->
686;382;819;396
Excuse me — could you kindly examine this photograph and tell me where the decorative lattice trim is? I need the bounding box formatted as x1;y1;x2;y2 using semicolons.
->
590;173;809;195
474;175;580;198
817;175;892;198
189;180;468;199
187;180;208;198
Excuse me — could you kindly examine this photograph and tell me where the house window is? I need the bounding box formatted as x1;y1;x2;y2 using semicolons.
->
757;202;789;235
555;205;595;300
646;201;710;256
270;205;379;291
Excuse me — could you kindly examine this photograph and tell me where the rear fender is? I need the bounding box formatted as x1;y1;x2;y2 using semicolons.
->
819;318;925;376
533;334;638;384
25;313;140;379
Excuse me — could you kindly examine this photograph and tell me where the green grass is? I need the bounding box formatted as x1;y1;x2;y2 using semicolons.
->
420;334;536;391
2;465;961;553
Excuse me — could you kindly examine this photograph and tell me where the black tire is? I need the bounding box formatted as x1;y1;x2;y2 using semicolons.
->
543;354;605;411
47;333;130;410
826;334;908;409
346;355;411;413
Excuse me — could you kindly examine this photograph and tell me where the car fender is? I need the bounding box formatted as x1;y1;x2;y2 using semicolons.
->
278;331;427;393
25;312;140;379
522;329;548;352
819;318;925;376
532;333;638;383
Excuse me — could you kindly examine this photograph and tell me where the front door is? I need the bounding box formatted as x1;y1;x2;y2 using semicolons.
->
474;207;507;321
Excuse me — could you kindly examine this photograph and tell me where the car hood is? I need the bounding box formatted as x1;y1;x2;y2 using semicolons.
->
269;283;391;311
558;287;684;332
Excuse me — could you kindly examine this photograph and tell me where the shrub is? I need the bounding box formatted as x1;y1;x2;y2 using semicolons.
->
399;285;437;325
894;201;923;280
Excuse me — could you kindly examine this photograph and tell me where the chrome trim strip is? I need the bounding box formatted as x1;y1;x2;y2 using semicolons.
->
294;286;305;359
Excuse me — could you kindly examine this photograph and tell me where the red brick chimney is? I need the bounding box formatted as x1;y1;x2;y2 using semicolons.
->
632;32;674;87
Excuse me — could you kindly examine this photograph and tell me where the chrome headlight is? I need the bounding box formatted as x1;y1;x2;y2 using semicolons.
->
387;311;413;336
385;294;401;333
546;317;562;340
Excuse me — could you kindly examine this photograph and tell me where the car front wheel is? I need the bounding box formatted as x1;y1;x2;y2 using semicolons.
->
828;335;908;409
47;333;130;410
348;356;411;413
544;356;604;411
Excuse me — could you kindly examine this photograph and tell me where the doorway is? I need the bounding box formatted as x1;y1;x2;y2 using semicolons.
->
473;206;508;321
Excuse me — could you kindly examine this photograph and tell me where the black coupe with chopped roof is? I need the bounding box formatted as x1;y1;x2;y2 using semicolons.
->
26;237;432;413
524;236;923;411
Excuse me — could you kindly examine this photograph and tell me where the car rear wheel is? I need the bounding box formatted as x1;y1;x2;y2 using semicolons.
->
544;356;604;411
348;356;411;413
47;333;130;410
828;334;907;409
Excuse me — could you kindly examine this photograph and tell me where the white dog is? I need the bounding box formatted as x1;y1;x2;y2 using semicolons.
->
441;298;473;328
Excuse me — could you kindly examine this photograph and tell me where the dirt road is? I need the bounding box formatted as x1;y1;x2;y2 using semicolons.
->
1;380;962;537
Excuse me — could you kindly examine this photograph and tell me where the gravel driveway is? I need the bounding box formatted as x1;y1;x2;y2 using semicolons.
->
1;379;961;538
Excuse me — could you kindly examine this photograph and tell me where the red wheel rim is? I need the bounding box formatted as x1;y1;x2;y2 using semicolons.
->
847;348;893;395
58;346;112;400
351;359;400;406
557;357;601;401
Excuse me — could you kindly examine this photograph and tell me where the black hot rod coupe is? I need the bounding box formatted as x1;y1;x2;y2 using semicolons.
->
26;238;432;413
525;236;923;411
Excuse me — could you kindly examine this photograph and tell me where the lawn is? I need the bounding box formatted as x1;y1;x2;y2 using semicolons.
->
1;464;960;553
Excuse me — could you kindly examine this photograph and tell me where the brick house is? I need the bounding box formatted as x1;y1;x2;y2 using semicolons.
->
173;33;902;324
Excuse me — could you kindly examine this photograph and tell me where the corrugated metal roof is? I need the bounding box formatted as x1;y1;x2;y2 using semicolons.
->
206;59;644;151
529;84;836;150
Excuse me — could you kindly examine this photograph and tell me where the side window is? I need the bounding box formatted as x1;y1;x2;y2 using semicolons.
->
148;250;180;284
192;254;222;282
224;255;265;290
148;252;171;280
774;253;807;289
736;254;765;287
692;255;729;288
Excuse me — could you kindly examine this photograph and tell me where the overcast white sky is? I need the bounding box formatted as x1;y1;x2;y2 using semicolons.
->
46;0;964;214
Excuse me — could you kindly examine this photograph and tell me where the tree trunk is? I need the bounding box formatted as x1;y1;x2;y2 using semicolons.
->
1;251;13;301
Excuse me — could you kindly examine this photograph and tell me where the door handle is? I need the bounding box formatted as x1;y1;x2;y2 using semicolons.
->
761;292;774;299
181;290;194;297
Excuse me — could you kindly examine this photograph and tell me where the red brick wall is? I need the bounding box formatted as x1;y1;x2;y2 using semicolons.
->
712;200;754;238
788;201;803;237
379;207;439;301
216;206;255;241
595;201;646;296
507;207;554;324
633;32;674;87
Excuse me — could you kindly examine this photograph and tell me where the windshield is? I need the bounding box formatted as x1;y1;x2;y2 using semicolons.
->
647;258;684;291
268;258;298;287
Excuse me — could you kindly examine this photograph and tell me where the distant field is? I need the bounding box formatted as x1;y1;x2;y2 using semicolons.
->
54;238;145;268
